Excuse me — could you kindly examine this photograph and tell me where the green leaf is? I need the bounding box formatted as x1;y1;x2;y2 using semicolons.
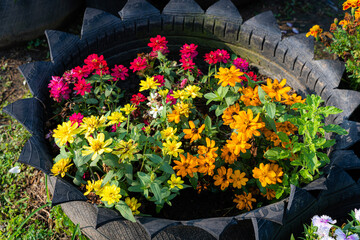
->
265;102;276;119
124;163;133;181
317;152;330;164
320;106;343;117
137;172;151;185
101;170;114;187
102;153;121;168
264;147;290;160
263;115;277;132
275;188;284;199
323;124;348;135
150;183;162;202
159;162;175;175
322;139;336;148
304;152;320;174
277;131;290;143
85;98;99;104
73;150;92;167
105;85;113;97
115;202;136;222
257;86;267;104
225;95;239;106
299;169;313;181
204;116;212;130
215;104;227;117
217;86;229;98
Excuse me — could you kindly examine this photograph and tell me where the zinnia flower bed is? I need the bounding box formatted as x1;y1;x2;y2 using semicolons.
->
47;35;347;222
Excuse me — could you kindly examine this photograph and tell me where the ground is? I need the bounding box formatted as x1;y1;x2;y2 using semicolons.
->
0;0;346;238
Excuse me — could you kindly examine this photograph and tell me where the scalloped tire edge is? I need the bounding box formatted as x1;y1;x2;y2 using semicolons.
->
5;0;360;239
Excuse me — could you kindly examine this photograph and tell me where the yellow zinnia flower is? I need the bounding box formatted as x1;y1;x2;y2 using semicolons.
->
167;174;184;189
183;121;205;143
125;197;141;215
171;90;190;100
84;179;104;195
306;25;323;38
161;127;178;141
120;104;137;115
158;89;169;98
173;101;192;117
343;0;360;10
51;158;73;177
233;192;256;211
261;78;291;102
98;185;122;205
139;76;160;92
53;121;79;146
173;153;198;178
184;85;203;98
82;133;113;160
252;163;277;187
231;170;248;189
215;65;243;87
107;111;127;125
162;139;184;158
78;115;106;136
113;139;138;161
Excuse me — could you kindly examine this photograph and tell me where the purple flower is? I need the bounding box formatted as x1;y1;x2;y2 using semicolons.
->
312;215;336;238
335;228;359;240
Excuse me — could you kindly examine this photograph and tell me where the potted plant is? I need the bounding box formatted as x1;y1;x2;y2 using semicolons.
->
4;0;360;239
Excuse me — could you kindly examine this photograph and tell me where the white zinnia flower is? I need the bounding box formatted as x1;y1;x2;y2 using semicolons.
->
355;208;360;222
8;166;21;174
149;105;163;118
147;92;158;107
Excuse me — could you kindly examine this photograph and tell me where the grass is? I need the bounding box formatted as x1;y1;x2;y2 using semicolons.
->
0;81;88;239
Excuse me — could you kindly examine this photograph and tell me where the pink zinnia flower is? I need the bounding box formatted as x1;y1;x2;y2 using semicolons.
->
233;57;249;72
130;93;147;105
48;76;71;102
111;123;121;132
180;43;198;59
204;51;218;65
129;56;149;72
180;78;188;88
215;49;230;63
153;75;165;87
111;64;129;81
73;78;92;96
179;57;195;71
240;72;258;82
69;112;84;126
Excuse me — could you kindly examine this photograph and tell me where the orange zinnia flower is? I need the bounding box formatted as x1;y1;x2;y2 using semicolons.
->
281;93;305;106
343;0;360;10
221;145;238;164
183;121;205;143
197;155;216;176
173;153;198;177
252;163;277;187
240;86;261;106
231;170;248;189
226;132;251;156
306;25;323;38
215;65;243;87
230;109;265;140
233;192;256;211
213;166;234;190
261;78;291;102
222;103;240;126
261;188;276;200
167;110;181;123
197;138;218;158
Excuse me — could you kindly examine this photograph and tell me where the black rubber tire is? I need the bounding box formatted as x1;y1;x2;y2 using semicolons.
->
4;0;360;239
0;0;83;48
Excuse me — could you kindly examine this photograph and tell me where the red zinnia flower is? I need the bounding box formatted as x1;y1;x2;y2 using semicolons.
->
240;72;258;82
111;64;129;81
180;43;198;59
72;66;90;80
204;51;218;65
179;57;195;71
148;35;168;51
130;93;147;105
73;78;92;96
153;75;165;87
69;112;84;126
129;56;149;72
48;76;71;102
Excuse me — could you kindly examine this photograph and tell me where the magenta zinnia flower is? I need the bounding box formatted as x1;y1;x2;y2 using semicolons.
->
148;35;168;51
71;66;90;80
69;112;84;126
233;57;249;72
179;57;195;71
111;64;129;81
215;49;230;63
48;76;71;102
73;78;92;96
153;75;165;87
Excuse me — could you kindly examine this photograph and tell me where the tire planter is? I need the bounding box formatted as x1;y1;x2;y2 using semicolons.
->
0;0;83;48
4;0;360;239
